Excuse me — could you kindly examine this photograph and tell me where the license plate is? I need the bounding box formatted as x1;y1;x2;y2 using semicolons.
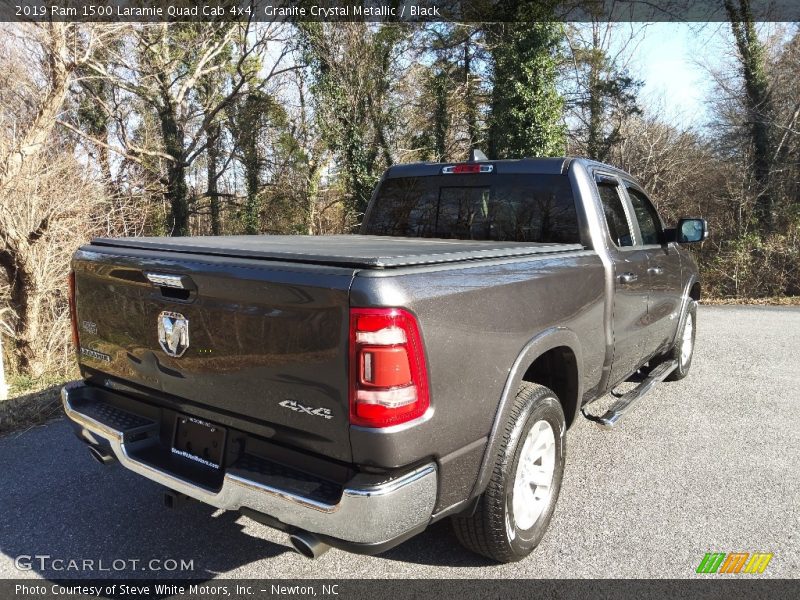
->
172;415;226;469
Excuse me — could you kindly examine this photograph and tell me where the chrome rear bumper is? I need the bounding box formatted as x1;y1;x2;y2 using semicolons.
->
62;381;437;546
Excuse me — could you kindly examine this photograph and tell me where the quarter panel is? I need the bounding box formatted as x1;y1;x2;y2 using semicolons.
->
348;252;606;470
468;326;585;498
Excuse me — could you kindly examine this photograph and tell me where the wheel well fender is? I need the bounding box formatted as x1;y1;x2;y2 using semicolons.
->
469;327;583;499
672;276;701;346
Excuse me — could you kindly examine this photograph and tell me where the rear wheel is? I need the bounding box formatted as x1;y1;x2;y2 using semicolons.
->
451;382;565;562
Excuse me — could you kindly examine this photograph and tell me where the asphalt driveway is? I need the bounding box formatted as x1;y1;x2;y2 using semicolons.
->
0;306;797;580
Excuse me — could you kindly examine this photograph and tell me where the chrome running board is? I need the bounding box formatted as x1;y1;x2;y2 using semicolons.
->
582;359;679;429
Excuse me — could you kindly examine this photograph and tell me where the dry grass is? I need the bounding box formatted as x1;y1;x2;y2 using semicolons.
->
0;376;67;437
702;296;800;306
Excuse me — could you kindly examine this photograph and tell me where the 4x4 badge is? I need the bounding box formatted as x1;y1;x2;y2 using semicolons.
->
158;311;189;357
279;400;333;420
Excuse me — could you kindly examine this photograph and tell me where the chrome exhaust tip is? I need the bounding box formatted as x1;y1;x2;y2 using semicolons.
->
288;532;330;559
88;445;116;465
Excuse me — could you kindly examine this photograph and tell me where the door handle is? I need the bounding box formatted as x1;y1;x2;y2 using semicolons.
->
619;272;638;284
648;266;664;276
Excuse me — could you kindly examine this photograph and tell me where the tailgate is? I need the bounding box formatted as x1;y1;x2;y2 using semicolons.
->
72;246;355;462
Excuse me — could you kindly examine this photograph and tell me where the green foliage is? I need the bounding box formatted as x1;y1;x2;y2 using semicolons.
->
8;372;67;396
487;13;566;159
572;39;642;161
299;23;407;219
422;67;450;161
55;20;800;303
724;0;777;233
409;23;486;162
701;230;800;298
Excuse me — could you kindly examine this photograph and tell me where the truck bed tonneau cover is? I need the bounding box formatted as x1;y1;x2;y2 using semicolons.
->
90;235;585;269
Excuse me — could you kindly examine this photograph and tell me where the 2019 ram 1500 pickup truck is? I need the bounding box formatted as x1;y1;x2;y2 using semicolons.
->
63;156;706;562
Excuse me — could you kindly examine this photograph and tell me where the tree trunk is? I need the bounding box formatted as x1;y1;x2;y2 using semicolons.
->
433;71;448;161
0;252;43;376
0;24;69;191
306;161;322;235
464;36;479;151
242;139;259;235
244;166;259;235
240;93;261;235
586;23;603;160
166;161;189;237
97;141;113;193
0;23;71;377
725;0;776;233
206;121;222;235
159;104;189;236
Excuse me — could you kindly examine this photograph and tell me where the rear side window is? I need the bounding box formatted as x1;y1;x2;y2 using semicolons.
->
597;182;633;247
626;187;663;245
363;174;580;244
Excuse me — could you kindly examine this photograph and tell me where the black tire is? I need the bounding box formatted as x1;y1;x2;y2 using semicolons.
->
451;382;566;563
662;300;697;381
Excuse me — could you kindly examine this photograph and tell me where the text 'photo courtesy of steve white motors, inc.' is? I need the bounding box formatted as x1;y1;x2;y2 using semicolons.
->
14;582;343;598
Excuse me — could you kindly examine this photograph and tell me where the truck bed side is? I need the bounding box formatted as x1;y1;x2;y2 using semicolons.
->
348;249;606;511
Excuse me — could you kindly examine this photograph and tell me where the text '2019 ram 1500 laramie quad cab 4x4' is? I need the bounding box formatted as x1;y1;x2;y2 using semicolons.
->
63;155;707;562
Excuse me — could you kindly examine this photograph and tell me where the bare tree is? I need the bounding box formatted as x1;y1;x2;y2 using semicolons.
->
0;23;124;188
299;22;411;219
564;19;646;161
63;21;291;236
0;23;125;376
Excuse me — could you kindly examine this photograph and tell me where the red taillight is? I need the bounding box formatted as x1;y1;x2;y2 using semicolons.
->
441;163;493;174
68;271;80;351
349;308;430;428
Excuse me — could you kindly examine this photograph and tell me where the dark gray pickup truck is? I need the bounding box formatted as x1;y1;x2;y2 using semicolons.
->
63;156;706;562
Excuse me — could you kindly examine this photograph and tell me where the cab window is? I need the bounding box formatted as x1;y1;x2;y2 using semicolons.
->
597;182;633;247
364;174;580;243
626;186;663;246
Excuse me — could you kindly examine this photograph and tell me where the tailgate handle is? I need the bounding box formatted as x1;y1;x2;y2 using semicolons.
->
145;272;196;300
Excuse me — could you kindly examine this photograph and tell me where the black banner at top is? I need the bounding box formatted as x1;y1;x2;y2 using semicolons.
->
1;0;799;23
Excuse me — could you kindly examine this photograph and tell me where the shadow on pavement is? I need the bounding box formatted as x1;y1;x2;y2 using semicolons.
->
0;419;288;583
0;418;495;587
377;521;495;568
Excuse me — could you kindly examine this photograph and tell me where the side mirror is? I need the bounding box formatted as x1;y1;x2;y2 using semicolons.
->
673;218;708;244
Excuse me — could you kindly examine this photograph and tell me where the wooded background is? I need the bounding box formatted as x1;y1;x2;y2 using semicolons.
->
0;4;798;386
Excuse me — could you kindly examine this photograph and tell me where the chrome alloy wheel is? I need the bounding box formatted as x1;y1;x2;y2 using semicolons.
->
681;312;694;365
511;419;556;531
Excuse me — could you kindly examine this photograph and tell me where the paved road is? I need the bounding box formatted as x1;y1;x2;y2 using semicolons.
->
1;306;798;580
